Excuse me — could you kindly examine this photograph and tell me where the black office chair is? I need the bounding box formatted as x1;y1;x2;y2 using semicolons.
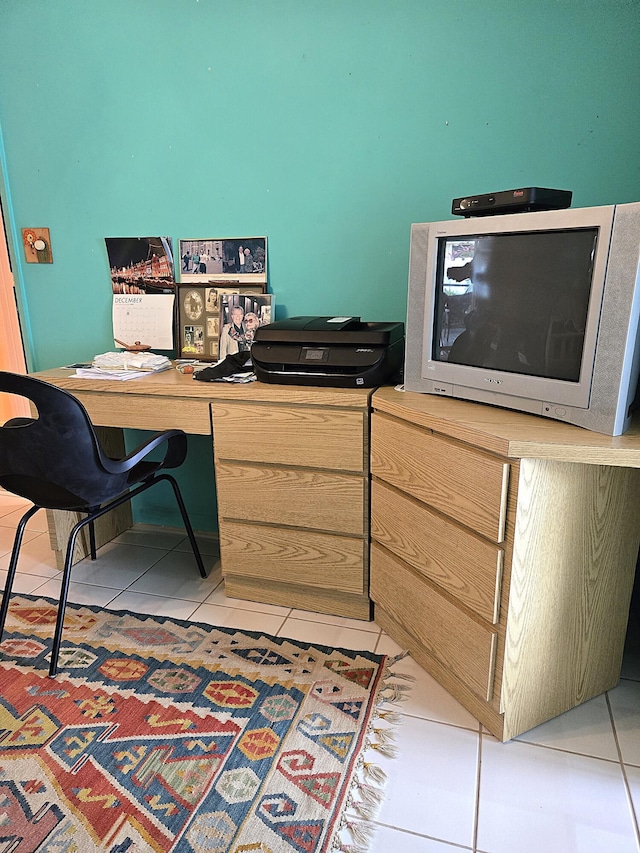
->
0;371;208;676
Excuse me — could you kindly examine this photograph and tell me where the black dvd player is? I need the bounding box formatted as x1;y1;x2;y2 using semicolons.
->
452;187;572;217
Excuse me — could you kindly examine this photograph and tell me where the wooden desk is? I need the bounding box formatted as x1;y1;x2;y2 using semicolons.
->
370;387;640;739
34;368;373;619
27;371;640;733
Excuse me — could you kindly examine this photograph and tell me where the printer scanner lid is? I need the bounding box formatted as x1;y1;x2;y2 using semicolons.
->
253;316;404;346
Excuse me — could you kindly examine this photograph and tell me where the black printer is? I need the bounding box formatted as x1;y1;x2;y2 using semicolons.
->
251;316;404;387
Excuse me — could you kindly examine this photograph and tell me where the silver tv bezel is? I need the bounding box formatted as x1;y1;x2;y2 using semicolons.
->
418;205;615;409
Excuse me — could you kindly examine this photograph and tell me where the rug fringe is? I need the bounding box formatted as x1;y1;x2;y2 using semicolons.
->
361;759;387;786
334;816;377;852
378;650;415;704
333;836;371;853
377;682;411;703
375;709;402;724
332;649;413;852
353;778;383;808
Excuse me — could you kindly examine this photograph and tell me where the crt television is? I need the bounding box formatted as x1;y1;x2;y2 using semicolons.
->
404;202;640;435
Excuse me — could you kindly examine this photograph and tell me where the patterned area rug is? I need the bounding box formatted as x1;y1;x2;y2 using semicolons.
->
0;595;408;852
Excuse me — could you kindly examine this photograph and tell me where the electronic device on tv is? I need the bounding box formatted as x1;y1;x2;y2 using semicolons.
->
404;201;640;435
452;187;573;217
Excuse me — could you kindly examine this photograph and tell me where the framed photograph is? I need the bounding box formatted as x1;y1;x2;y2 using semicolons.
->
179;237;267;285
176;284;272;361
218;292;274;360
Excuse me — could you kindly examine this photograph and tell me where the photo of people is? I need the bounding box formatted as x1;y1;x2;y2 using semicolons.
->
183;289;204;321
179;236;267;284
206;316;219;339
218;293;274;359
181;325;204;355
205;287;219;312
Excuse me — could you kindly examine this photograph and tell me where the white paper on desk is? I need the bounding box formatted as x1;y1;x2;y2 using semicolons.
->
75;368;149;381
112;294;175;349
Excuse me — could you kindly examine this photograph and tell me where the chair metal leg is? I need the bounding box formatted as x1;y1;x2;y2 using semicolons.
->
49;514;88;676
160;473;208;578
0;504;41;641
45;475;208;675
88;518;97;560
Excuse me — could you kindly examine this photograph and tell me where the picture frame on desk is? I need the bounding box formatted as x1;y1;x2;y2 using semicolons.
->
176;283;270;361
218;292;274;360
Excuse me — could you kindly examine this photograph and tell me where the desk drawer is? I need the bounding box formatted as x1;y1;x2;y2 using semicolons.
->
74;392;211;434
371;413;509;542
216;462;365;535
371;480;503;623
371;542;498;702
220;521;365;594
212;403;366;472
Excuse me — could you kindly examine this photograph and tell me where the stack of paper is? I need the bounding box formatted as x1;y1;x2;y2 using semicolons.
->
75;351;172;380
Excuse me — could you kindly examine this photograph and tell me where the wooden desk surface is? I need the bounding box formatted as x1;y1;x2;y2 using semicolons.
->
372;386;640;468
33;368;373;435
32;369;640;467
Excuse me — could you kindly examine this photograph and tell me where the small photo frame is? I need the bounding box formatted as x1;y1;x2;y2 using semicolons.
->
176;283;271;361
179;237;267;284
218;292;274;360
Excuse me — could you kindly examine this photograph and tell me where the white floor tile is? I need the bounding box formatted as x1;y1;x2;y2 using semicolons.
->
276;617;379;652
0;525;41;560
0;506;50;533
376;633;479;731
0;532;60;574
374;630;403;656
0;494;31;517
374;716;479;848
288;607;379;632
189;601;287;635
608;679;640;766
69;541;168;588
626;764;640;832
112;525;187;550
31;578;119;609
516;693;619;760
127;550;221;600
174;532;220;557
115;525;219;557
1;569;58;595
105;591;200;621
367;826;468;852
477;736;638;853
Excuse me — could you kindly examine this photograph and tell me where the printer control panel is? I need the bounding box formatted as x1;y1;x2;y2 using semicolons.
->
302;347;330;363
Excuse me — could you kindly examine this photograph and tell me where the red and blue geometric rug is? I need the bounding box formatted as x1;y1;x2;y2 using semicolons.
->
0;595;406;852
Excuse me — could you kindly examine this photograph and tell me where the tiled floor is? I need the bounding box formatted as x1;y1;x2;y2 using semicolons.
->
1;489;639;852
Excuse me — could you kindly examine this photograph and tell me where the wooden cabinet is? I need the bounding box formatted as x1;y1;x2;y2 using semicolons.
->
212;385;373;620
370;387;640;741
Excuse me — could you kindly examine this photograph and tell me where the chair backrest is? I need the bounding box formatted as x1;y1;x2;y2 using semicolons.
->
0;371;131;509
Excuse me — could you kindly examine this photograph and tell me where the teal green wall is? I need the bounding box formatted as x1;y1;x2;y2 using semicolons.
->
1;0;639;529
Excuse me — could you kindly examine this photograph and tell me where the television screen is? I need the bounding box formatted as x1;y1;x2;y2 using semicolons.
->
432;228;599;382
